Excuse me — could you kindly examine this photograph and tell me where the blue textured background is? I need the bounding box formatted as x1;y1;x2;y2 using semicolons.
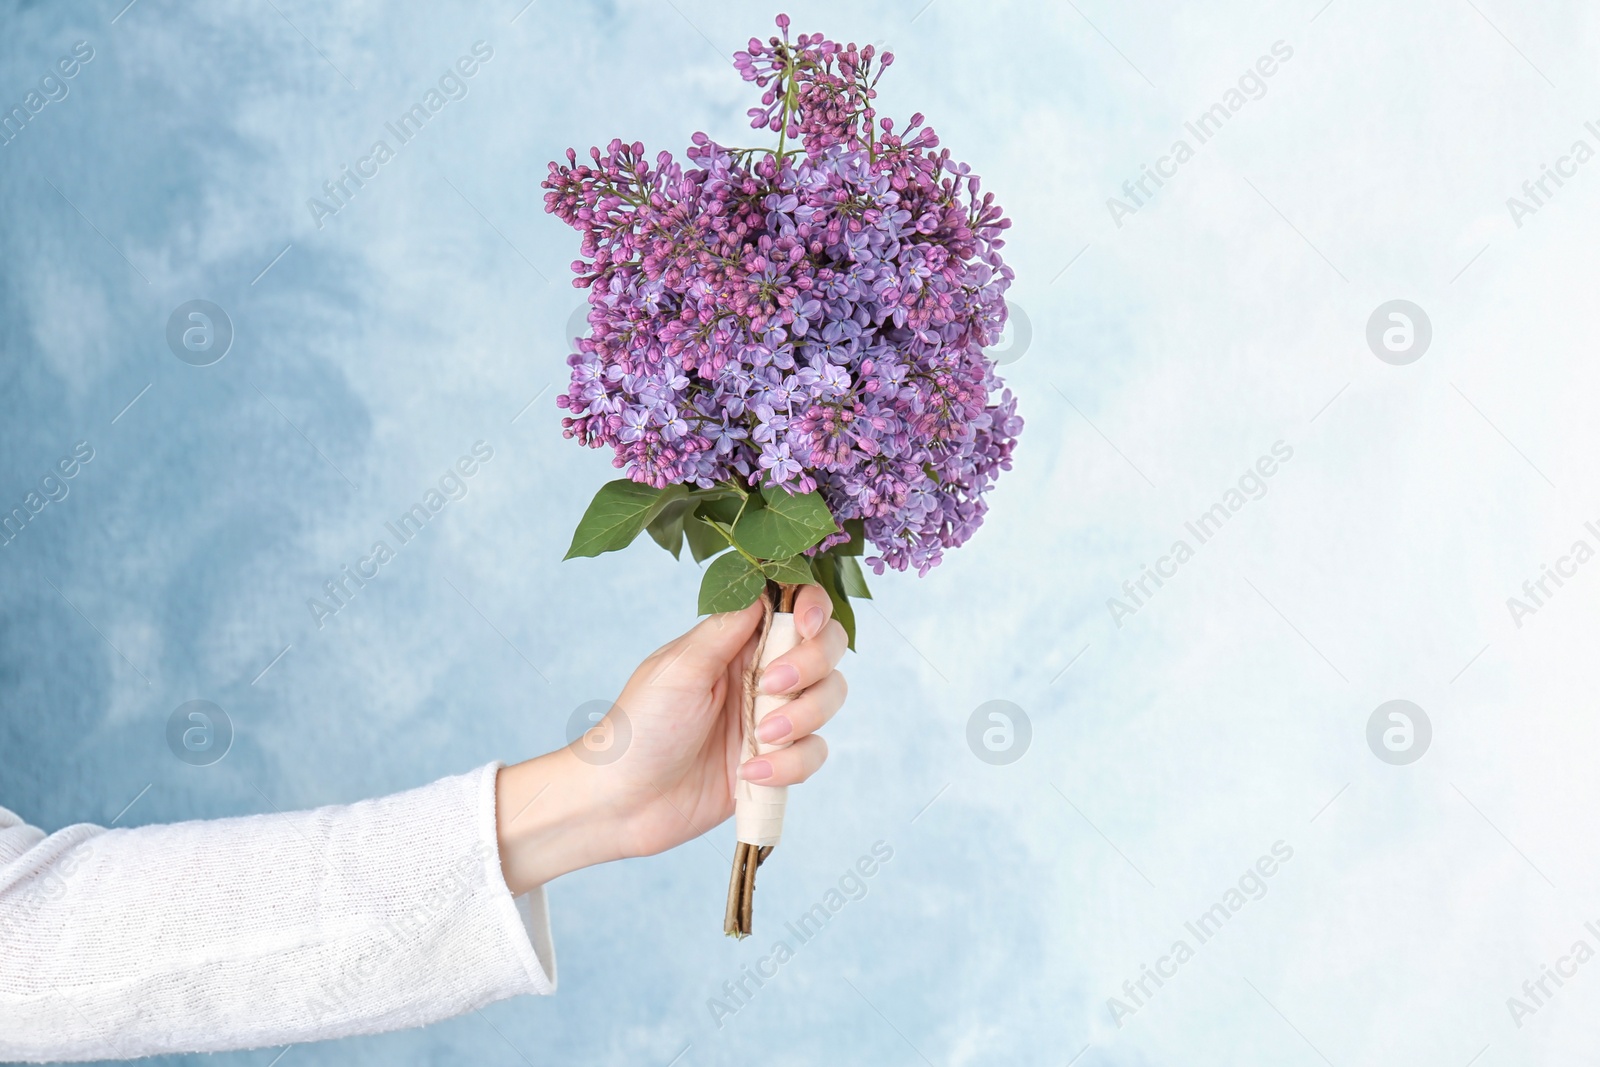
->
6;1;1600;1064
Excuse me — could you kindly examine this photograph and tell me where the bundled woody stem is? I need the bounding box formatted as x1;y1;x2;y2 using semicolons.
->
723;581;796;938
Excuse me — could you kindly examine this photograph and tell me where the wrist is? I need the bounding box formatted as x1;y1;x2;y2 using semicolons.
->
494;747;628;895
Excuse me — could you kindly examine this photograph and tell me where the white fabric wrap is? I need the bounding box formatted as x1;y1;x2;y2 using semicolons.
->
734;611;799;848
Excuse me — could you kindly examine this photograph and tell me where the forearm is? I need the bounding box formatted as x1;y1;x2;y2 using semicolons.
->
494;746;630;894
0;766;554;1062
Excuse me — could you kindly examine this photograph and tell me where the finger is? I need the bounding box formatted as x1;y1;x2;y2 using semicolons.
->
759;618;847;695
648;599;764;687
756;670;845;745
738;734;828;785
791;581;834;640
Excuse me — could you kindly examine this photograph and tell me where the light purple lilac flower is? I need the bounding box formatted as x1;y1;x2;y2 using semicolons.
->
545;14;1021;575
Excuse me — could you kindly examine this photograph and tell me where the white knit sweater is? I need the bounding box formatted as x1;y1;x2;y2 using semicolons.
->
0;764;557;1062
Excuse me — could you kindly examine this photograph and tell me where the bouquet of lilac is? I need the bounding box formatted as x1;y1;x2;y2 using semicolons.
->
547;14;1021;934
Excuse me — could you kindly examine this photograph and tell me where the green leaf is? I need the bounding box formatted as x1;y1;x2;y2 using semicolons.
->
695;494;744;527
645;498;694;559
698;550;768;614
836;554;873;599
762;555;814;586
837;518;866;556
565;481;685;559
810;555;857;650
733;489;837;559
684;516;728;563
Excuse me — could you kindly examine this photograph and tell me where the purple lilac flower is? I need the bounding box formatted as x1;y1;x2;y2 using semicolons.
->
545;15;1021;575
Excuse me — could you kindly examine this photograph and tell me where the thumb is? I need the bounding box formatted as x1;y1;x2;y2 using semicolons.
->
652;599;765;688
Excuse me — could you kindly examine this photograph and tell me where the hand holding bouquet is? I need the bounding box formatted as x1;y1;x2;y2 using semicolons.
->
545;13;1022;935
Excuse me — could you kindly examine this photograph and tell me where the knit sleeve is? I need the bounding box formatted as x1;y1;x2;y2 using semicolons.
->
0;763;556;1062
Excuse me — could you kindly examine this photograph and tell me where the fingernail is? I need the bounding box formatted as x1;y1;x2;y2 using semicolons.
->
738;759;773;781
802;606;824;637
761;663;799;694
756;714;792;744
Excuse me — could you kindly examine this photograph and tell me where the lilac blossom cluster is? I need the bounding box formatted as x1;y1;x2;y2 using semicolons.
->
545;14;1021;574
